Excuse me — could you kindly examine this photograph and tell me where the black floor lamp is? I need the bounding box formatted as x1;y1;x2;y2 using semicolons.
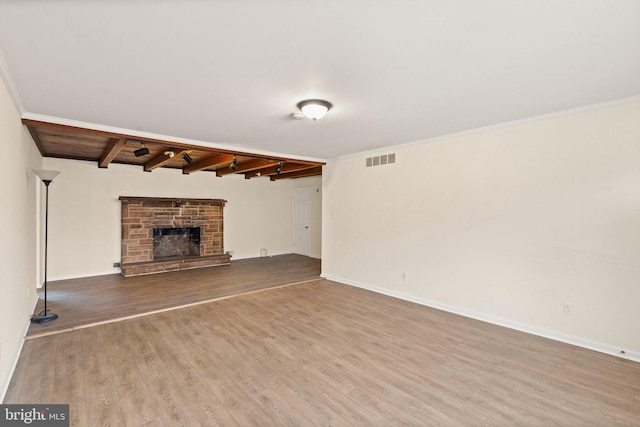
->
32;169;60;324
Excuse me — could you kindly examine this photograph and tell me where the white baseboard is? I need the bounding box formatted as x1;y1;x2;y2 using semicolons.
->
323;275;640;364
0;297;38;403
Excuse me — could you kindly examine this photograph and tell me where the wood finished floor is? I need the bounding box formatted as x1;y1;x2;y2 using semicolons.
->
7;278;640;426
27;254;321;336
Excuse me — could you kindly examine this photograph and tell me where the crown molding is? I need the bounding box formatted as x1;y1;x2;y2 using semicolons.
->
336;95;640;161
0;49;25;115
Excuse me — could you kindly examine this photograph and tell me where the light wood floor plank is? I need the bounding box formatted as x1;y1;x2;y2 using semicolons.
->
17;335;58;403
3;339;33;403
102;322;160;426
178;323;279;424
53;331;87;427
6;275;640;426
129;321;204;427
82;327;127;427
140;313;240;426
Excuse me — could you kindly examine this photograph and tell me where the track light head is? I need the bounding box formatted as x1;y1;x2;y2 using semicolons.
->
182;152;193;164
134;144;150;157
230;156;238;171
275;162;282;174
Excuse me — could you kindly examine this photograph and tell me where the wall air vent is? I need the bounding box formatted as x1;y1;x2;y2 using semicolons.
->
366;153;396;167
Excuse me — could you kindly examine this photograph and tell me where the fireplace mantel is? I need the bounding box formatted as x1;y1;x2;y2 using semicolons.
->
119;196;227;205
119;196;230;276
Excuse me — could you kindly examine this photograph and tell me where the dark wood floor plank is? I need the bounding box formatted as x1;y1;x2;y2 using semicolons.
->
27;254;321;336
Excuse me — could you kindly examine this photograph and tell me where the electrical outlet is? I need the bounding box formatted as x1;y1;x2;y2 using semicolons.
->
27;287;30;298
563;302;575;315
401;272;408;281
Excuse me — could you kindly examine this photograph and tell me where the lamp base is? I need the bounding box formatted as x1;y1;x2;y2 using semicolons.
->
31;310;58;324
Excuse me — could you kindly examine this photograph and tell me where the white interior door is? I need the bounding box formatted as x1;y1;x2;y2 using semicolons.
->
292;187;311;256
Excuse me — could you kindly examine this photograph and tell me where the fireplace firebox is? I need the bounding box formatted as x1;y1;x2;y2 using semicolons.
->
153;227;201;259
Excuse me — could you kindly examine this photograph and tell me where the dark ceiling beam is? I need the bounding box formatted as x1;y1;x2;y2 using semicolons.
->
270;166;323;181
144;148;188;172
183;153;234;174
216;159;278;177
98;137;127;168
245;163;316;179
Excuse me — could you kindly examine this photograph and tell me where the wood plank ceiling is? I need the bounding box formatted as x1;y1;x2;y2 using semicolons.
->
24;119;323;180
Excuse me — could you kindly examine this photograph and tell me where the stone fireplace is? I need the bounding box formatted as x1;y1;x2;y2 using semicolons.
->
119;197;231;276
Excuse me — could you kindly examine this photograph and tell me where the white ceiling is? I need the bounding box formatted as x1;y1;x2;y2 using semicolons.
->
0;0;638;160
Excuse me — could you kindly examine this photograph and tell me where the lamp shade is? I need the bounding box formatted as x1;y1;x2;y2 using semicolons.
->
34;170;60;182
297;99;332;121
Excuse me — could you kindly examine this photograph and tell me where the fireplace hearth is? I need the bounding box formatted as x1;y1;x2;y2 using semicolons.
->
119;197;231;276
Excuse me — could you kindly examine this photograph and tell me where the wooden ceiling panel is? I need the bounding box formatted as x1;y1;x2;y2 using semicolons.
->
183;153;234;174
38;138;110;159
38;129;109;143
245;162;317;179
23;119;324;179
270;166;323;181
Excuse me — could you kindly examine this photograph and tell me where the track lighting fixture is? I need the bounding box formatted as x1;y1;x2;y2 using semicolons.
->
229;156;237;171
134;143;150;157
164;151;175;158
182;152;193;164
275;162;282;174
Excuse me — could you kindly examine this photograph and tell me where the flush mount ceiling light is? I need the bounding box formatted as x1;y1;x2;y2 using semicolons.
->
296;99;332;121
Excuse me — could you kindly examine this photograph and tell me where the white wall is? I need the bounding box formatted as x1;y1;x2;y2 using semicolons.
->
0;75;41;400
323;100;640;359
42;157;322;280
